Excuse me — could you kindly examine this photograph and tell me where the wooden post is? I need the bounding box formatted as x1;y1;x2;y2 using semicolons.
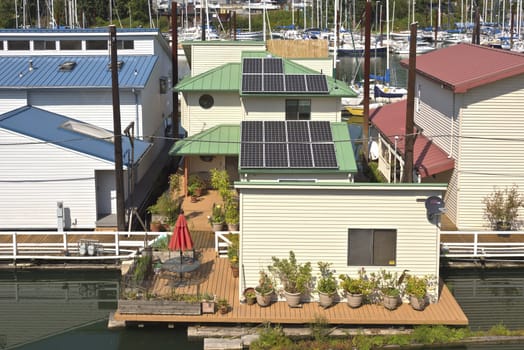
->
402;22;417;183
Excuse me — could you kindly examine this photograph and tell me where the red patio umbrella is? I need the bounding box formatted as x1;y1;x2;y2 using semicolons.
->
169;213;194;253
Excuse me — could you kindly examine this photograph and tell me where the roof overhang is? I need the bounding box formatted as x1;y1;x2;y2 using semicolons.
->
370;100;455;178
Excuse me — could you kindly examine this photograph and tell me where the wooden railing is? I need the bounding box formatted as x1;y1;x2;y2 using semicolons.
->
214;230;239;258
440;230;524;258
0;231;164;261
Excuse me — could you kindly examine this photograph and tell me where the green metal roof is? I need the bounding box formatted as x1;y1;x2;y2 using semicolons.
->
176;63;241;92
169;124;240;156
175;51;357;97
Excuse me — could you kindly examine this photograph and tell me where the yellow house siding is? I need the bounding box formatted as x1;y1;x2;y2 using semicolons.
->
190;44;266;76
186;93;242;136
456;75;524;230
238;186;444;298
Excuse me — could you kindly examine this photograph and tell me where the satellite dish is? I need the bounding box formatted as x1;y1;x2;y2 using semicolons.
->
425;196;446;223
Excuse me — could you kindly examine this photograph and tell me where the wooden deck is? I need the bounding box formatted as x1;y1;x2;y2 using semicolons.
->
114;233;468;327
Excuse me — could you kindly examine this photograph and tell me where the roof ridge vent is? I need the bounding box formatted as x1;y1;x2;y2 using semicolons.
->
59;61;76;71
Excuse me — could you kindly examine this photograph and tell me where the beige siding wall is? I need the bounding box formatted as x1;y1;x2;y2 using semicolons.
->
190;44;266;76
186;93;243;136
243;97;341;122
415;75;457;157
455;75;524;230
290;59;333;74
238;185;444;300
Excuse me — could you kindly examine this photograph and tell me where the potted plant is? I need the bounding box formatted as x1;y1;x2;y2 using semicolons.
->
405;275;428;311
483;185;524;232
225;200;239;231
227;234;239;278
269;251;313;307
339;270;372;308
243;287;257;305
188;174;205;197
147;191;180;231
217;298;230;314
316;262;338;308
374;269;404;311
209;203;225;231
187;183;199;203
201;293;216;314
254;270;274;307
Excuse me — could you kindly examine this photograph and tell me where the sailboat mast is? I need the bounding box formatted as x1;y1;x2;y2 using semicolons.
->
386;0;390;78
333;0;338;78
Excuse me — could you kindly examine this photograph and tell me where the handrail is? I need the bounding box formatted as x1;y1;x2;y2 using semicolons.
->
440;230;524;258
0;231;164;262
214;230;239;255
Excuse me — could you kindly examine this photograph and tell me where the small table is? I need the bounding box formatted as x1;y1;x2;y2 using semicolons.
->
161;256;201;286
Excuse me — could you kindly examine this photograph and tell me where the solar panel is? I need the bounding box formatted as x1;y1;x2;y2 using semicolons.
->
285;74;307;92
264;121;287;143
263;58;284;74
242;74;263;93
312;143;338;168
306;75;329;93
241;121;263;142
287;121;310;143
243;58;262;73
309;121;333;142
265;143;288;167
263;74;284;93
240;142;264;167
289;143;313;167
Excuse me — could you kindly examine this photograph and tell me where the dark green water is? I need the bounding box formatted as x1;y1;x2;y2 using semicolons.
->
2;268;524;349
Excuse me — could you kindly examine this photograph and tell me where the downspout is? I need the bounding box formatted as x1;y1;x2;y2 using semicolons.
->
450;92;454;158
132;88;140;137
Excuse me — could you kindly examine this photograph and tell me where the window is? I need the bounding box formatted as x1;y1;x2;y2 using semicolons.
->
34;40;56;50
285;99;311;120
60;40;82;50
199;94;214;109
117;40;134;49
348;229;396;266
86;40;108;50
7;40;30;50
0;41;3;50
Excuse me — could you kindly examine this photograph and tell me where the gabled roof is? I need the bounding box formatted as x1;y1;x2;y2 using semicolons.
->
169;124;240;155
401;43;524;93
0;55;158;88
176;63;241;91
0;106;151;165
175;53;357;97
370;100;455;178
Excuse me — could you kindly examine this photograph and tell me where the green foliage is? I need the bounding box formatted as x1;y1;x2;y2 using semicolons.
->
151;235;168;250
371;269;404;298
411;325;469;344
250;324;293;350
147;191;181;226
188;174;206;190
269;251;313;294
209;168;230;199
210;203;225;223
132;254;151;284
316;262;338;294
255;270;274;295
339;274;373;296
363;160;387;183
487;322;511;336
309;315;329;342
227;234;239;266
483;185;524;230
225;199;239;224
405;275;428;299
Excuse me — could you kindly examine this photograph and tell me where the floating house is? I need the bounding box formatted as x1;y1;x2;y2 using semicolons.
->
171;42;448;301
370;43;524;231
0;28;174;229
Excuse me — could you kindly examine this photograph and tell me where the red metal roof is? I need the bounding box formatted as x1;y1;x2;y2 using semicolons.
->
370;100;455;178
401;43;524;93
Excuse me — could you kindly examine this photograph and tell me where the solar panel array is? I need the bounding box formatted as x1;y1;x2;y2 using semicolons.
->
240;121;338;169
241;57;329;94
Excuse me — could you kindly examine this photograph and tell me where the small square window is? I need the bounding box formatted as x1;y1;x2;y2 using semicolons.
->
348;228;396;266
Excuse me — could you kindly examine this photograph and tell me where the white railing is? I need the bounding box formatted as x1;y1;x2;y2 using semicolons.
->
0;231;164;261
214;230;239;257
440;230;524;258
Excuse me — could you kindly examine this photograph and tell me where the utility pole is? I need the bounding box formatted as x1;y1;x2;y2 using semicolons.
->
402;22;417;184
172;3;179;139
110;25;126;231
363;0;371;161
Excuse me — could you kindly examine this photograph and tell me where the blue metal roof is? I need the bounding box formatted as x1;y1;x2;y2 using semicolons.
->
0;55;158;88
0;106;151;166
